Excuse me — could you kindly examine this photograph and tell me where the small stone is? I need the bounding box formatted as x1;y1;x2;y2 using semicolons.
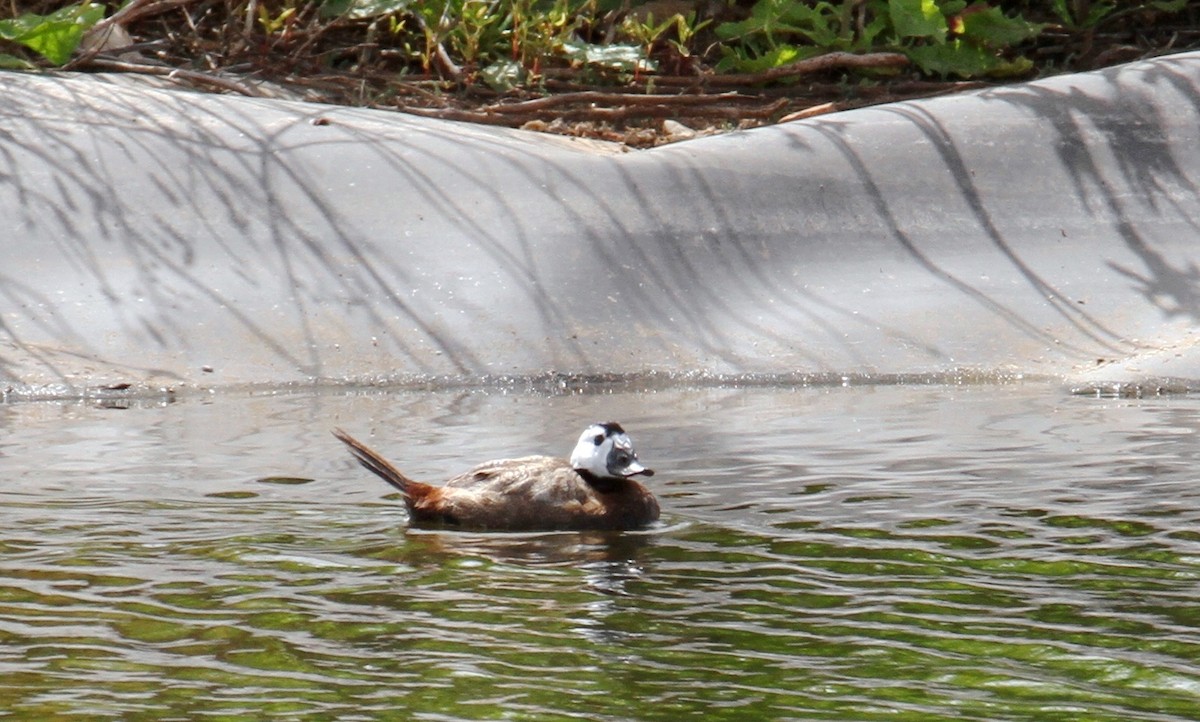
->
662;119;696;140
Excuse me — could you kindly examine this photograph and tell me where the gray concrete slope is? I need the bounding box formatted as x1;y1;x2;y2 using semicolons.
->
2;52;1199;395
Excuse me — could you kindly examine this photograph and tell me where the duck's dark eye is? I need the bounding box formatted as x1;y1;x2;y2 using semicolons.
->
593;434;605;445
615;453;630;465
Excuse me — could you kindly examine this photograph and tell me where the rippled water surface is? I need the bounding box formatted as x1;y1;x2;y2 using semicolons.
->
3;382;1200;720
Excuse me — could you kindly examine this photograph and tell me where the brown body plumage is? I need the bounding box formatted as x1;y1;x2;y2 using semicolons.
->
333;428;660;531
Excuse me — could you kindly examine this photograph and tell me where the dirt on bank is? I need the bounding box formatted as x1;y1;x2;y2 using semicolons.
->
14;0;1200;146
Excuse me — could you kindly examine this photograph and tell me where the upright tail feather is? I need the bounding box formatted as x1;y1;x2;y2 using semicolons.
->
332;428;431;502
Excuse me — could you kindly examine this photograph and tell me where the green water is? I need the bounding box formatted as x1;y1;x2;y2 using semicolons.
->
2;383;1199;720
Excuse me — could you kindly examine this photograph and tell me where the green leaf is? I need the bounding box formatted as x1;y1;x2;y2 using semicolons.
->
480;59;524;92
716;0;853;48
906;38;994;76
0;2;105;65
889;0;948;39
0;52;36;69
319;0;412;20
780;1;842;46
908;37;1032;78
715;43;820;74
0;2;105;60
986;55;1034;78
559;41;654;72
1048;0;1072;25
716;0;803;44
957;6;1043;47
855;12;892;49
1049;0;1115;29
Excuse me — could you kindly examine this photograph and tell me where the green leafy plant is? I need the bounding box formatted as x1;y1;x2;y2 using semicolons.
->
1048;0;1188;31
621;10;712;61
318;0;599;81
509;0;583;69
559;38;650;72
0;1;104;66
906;2;1044;77
715;0;1044;78
715;0;888;73
257;5;298;35
2;0;1189;100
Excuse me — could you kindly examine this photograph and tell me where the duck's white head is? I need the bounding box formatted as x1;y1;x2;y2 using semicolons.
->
569;422;655;481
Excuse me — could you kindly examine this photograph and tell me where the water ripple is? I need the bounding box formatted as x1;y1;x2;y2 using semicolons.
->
2;384;1200;719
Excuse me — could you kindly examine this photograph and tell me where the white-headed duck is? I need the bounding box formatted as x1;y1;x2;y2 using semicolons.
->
332;422;659;531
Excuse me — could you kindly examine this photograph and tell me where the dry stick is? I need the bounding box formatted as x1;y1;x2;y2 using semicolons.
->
289;7;353;64
399;107;516;126
537;51;909;90
82;56;263;97
703;51;910;86
779;102;839;122
484;90;753;114
410;11;462;82
560;98;789;122
462;51;911;119
66;0;198;70
400;97;789;126
801;79;984;96
101;0;197;28
244;0;258;38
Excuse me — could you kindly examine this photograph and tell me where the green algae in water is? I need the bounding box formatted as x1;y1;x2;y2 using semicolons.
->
3;384;1200;720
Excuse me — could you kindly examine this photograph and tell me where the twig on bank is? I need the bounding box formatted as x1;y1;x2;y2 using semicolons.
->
563;98;788;122
67;0;199;70
398;96;788;126
704;51;910;86
80;57;264;96
396;107;515;126
101;0;196;28
483;90;753;114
